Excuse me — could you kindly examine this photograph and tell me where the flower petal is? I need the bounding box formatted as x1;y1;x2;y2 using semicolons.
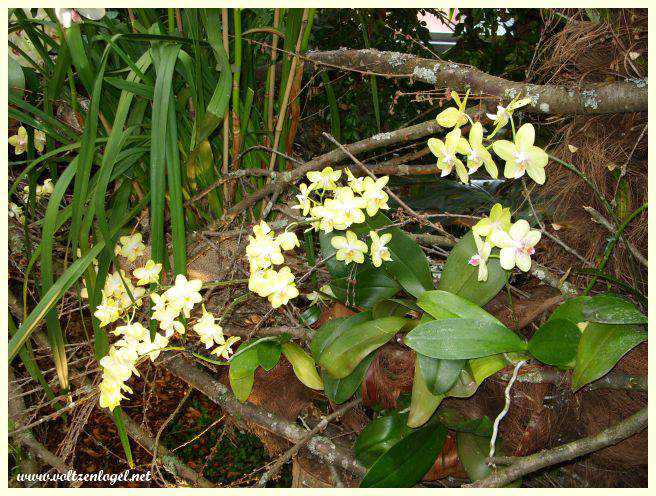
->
509;219;530;240
427;138;444;158
515;123;535;149
469;122;484;147
515;252;532;272
499;248;516;270
492;140;516;162
525;161;546;185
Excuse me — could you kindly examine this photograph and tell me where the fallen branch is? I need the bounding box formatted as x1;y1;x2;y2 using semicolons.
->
323;132;452;238
305;49;647;114
256;397;362;487
464;407;647;487
216;118;443;226
160;353;367;478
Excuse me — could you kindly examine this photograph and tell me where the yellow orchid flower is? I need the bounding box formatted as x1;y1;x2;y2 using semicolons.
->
428;128;469;183
369;230;392;267
331;230;368;265
472;203;512;241
490;219;541;272
492;123;548;184
461;122;498;178
486;96;532;132
9;126;28;155
435;90;469;129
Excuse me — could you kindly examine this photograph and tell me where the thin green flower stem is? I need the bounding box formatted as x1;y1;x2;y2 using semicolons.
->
584;202;647;294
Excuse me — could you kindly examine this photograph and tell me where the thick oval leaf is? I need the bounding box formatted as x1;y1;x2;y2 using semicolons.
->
282;342;323;390
330;266;400;308
418;354;466;395
572;322;647;391
323;351;376;404
418;289;503;324
583;294;647;325
528;319;581;368
310;311;371;362
372;298;418;319
469;354;508;385
354;411;412;467
408;356;444;428
405;319;527;359
437;232;507;306
299;305;321;326
357;212;434;298
456;419;520;486
547;296;591;325
320;316;407;379
257;341;282;371
229;344;260;403
360;420;447;487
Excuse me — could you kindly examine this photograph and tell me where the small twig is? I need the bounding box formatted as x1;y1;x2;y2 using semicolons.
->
466;407;647;487
323;132;453;239
256;397;361;487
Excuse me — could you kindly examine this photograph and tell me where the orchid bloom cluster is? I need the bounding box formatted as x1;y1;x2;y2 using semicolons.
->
9;202;25;224
21;178;54;203
246;167;395;308
430;92;549;185
94;234;238;411
468;203;542;281
9;126;46;155
246;221;301;308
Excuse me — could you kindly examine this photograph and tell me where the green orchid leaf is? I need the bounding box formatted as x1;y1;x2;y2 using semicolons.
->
354;411;412;468
528;319;581;368
583;294;647;325
418;354;466;395
281;342;323;390
323;351;375;404
319;316;407;379
572;322;647;391
405;318;527;359
310;311;371;362
257;341;282;371
228;343;260;403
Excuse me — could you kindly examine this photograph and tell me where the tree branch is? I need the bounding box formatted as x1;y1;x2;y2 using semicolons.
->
160;353;367;478
305;49;647;114
464;407;647;487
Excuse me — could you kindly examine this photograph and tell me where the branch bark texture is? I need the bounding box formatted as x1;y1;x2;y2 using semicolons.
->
305;49;647;114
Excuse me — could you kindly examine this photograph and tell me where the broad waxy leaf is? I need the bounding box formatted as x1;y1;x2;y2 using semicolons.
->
372;298;419;319
417;289;503;324
528;319;581;368
360;419;447;487
282;342;323;390
310;311;371;362
408;356;444;428
323;351;376;404
437;232;507;306
583;294;647;325
257;341;282;371
354;412;412;468
9;55;25;97
330;266;400;309
572;322;647;391
358;212;434;298
418;354;466;395
319;316;407;379
547;296;591;325
469;354;508;385
229;344;260;403
405;318;527;359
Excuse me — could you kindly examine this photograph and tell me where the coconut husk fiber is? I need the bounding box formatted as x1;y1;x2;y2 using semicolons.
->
529;9;647;295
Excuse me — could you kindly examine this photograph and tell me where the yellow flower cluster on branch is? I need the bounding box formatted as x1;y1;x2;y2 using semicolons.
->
430;93;548;185
95;235;238;411
468;203;542;281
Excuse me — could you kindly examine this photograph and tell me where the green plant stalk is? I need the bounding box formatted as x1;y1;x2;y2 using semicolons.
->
229;8;243;202
584;202;647;294
320;71;341;142
166;97;187;276
358;12;381;132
